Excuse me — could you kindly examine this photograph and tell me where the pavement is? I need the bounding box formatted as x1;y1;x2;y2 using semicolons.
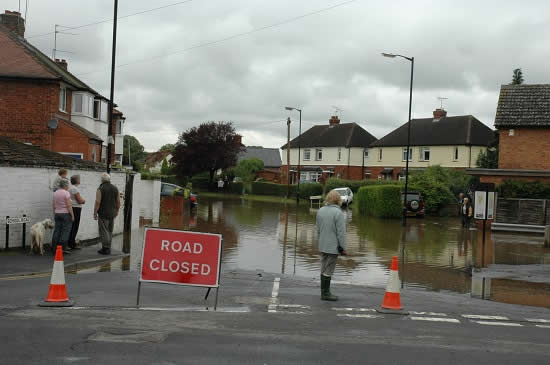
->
1;266;550;364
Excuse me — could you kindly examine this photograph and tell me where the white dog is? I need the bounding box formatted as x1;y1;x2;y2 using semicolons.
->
30;219;55;255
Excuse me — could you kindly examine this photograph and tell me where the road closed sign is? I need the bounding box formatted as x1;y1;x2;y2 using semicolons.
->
140;228;222;287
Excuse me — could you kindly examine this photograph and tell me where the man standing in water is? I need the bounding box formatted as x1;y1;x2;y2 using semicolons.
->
316;190;347;301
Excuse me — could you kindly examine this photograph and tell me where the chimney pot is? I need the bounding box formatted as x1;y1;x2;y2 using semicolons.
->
1;10;25;37
329;115;340;126
55;58;68;71
433;108;447;121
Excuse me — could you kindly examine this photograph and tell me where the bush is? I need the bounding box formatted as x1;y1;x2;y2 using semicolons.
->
190;175;210;190
299;183;323;199
229;181;244;195
407;166;464;214
251;182;297;197
497;180;550;199
323;178;397;195
357;185;402;218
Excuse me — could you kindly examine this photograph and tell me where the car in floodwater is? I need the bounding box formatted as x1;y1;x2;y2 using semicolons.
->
332;187;353;206
160;182;198;208
402;191;425;217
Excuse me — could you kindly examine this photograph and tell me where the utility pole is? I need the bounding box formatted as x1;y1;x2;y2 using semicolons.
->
106;0;119;174
286;117;291;198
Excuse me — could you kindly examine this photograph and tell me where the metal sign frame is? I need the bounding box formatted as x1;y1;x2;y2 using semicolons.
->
136;227;223;310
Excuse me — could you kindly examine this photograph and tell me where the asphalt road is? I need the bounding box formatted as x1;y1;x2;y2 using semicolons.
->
1;270;549;364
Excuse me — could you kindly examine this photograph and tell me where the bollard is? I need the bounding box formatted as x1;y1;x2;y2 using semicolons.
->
5;216;9;250
545;226;550;248
22;214;26;250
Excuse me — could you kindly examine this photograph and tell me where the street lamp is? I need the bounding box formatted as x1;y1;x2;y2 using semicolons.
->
382;52;414;227
285;106;302;203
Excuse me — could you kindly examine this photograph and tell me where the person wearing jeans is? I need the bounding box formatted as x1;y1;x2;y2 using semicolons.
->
68;175;86;249
51;178;74;254
316;190;347;301
94;173;120;255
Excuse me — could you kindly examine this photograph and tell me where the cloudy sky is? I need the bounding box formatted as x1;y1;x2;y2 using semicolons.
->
12;0;550;151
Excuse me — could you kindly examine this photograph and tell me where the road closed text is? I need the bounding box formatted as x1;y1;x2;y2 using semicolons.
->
148;240;211;275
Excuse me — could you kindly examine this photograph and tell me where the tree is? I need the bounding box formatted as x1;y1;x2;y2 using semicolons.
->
476;130;499;169
172;122;244;186
159;144;175;153
160;158;170;175
233;158;264;192
511;68;524;85
123;135;148;169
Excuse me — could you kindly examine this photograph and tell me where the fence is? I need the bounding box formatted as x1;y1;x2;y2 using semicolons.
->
495;198;550;226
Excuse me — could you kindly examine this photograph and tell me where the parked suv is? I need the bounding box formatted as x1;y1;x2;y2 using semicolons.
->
402;191;425;217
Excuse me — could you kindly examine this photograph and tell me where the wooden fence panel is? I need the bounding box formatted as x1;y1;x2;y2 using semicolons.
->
496;199;549;226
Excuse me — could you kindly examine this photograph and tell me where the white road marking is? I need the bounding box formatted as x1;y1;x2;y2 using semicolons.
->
474;321;522;327
277;304;310;309
337;314;382;319
332;307;376;312
410;317;460;323
268;277;281;313
409;311;447;316
526;318;550;323
462;314;509;320
535;325;550;329
67;306;250;312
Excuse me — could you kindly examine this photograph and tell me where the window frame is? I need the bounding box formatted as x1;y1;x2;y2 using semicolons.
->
93;99;101;119
420;146;430;161
364;149;369;160
315;148;323;161
303;149;311;161
402;147;413;162
337;148;342;161
378;148;383;161
453;146;459;161
59;87;67;112
73;93;83;113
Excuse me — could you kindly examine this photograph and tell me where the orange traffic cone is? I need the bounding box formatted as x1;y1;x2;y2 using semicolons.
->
39;245;74;307
376;256;408;315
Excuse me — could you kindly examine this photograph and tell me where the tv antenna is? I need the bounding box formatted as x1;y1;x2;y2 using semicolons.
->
437;96;448;109
331;106;343;118
52;24;78;60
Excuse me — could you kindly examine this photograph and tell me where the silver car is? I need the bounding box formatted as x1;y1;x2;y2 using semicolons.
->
333;187;353;206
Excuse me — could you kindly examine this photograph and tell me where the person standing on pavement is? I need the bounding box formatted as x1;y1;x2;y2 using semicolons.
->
51;179;74;254
52;168;68;192
461;197;473;229
316;190;347;301
68;175;85;250
94;173;120;255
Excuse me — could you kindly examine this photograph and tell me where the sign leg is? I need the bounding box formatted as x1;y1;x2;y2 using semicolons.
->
214;287;219;311
204;287;211;300
136;281;142;307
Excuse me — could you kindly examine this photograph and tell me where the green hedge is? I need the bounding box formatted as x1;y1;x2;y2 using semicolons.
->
251;181;297;197
357;185;402;218
190;176;210;190
323;178;398;194
299;183;323;199
230;182;244;194
497;180;550;199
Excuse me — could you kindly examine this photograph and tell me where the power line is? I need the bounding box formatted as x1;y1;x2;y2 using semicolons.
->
76;0;360;76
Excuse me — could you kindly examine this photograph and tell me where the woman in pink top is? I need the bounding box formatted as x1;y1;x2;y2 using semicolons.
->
51;178;74;254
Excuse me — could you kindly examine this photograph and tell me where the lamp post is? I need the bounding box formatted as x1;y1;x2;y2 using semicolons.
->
106;0;119;174
382;52;414;227
285;107;302;203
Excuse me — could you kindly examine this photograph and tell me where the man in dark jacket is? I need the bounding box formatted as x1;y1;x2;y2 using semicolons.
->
94;173;120;255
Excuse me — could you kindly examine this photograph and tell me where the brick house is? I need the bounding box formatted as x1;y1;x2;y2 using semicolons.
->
281;115;377;182
368;108;494;180
0;10;125;163
468;84;550;183
237;146;282;183
145;151;173;173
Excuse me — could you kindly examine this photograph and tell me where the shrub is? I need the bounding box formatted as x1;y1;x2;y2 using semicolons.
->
299;183;323;199
408;166;462;214
497;180;550;199
251;182;297;197
323;178;397;195
357;185;402;218
229;181;244;195
190;175;210;190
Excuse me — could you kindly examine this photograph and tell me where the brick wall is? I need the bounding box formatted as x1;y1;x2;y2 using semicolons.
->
499;128;550;170
51;121;101;160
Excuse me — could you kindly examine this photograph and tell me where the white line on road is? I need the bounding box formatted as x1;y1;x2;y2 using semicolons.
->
277;304;310;309
332;307;377;312
474;321;522;327
268;277;281;313
409;311;448;316
410;317;460;323
535;325;550;329
526;318;550;323
67;306;251;313
337;314;382;319
462;314;509;320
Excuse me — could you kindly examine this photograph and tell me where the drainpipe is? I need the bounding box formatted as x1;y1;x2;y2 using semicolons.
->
361;147;365;180
347;147;351;179
468;145;472;168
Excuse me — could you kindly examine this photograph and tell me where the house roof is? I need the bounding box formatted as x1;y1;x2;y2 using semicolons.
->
494;84;550;128
0;24;107;99
237;146;282;168
61;120;103;143
370;115;494;147
281;123;378;149
145;151;171;167
0;135;105;169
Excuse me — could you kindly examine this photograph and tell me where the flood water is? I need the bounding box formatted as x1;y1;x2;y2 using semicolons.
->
106;196;550;309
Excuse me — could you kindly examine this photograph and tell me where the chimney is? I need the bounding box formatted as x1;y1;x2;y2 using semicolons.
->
0;10;25;37
329;115;340;126
433;108;447;121
55;59;68;71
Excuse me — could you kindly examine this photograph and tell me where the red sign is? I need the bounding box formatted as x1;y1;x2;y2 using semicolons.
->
140;228;222;287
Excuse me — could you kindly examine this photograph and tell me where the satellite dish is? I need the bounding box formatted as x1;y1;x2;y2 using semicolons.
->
47;119;58;129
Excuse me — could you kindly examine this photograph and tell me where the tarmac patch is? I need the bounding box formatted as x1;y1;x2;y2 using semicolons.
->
88;330;168;343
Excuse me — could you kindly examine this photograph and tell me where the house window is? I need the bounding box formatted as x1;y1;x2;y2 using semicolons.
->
364;149;369;160
73;93;83;113
378;148;383;161
420;147;430;161
59;87;67;112
402;147;412;161
303;149;311;161
337;148;342;161
509;129;515;136
116;120;122;134
91;148;97;162
93;100;101;119
315;148;323;161
453;147;459;161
